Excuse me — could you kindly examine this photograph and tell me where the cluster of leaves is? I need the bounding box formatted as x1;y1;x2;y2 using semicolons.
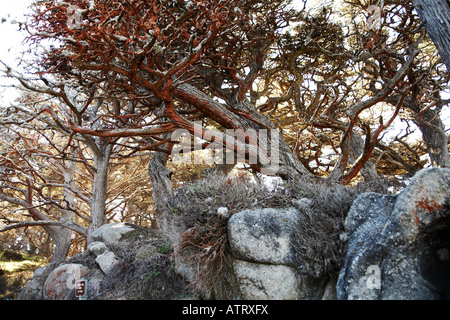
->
260;1;449;180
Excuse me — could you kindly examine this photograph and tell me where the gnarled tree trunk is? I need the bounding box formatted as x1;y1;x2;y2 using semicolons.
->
86;141;112;243
148;135;174;232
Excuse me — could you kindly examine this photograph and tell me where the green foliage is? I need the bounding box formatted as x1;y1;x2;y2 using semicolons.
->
0;250;24;262
144;271;161;282
156;243;173;255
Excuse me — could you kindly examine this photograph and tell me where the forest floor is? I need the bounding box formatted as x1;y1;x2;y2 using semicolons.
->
0;249;46;300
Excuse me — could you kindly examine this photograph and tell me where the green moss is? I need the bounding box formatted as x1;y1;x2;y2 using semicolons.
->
157;243;173;254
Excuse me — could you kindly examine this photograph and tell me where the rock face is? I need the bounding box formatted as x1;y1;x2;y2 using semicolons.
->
227;208;302;299
226;207;332;300
337;168;450;299
228;207;300;266
91;222;137;244
233;259;301;299
18;168;450;300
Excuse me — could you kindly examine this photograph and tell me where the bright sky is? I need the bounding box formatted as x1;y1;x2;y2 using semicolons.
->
0;0;30;60
0;0;32;103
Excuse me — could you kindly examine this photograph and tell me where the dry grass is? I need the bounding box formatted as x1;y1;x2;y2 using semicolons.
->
167;171;296;295
92;232;191;300
167;170;383;292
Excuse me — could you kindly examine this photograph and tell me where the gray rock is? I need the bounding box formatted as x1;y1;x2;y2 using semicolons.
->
321;275;338;300
17;264;55;300
95;251;121;274
337;167;450;300
87;241;108;256
233;259;301;300
292;197;313;211
91;222;136;244
226;207;333;300
227;207;301;266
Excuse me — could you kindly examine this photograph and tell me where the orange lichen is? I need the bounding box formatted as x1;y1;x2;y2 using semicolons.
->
413;198;442;225
416;198;442;212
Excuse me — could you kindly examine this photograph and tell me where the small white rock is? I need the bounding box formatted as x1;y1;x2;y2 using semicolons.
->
217;207;230;219
87;241;108;257
95;251;121;274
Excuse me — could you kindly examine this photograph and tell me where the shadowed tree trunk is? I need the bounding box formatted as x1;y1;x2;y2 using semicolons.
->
148;133;174;231
387;94;450;168
413;109;450;167
413;0;450;70
50;159;76;263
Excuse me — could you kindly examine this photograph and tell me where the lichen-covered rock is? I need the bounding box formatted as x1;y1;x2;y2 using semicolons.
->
43;264;88;300
87;241;108;256
233;259;301;300
227;207;301;266
337;167;450;299
95;251;121;275
226;207;332;300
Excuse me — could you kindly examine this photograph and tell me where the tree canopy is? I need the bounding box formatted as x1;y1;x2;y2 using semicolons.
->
0;0;449;262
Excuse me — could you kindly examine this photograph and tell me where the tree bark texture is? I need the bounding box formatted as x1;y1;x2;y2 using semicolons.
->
148;150;173;231
402;96;450;168
413;0;450;70
414;111;450;167
86;142;112;242
49;160;76;263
